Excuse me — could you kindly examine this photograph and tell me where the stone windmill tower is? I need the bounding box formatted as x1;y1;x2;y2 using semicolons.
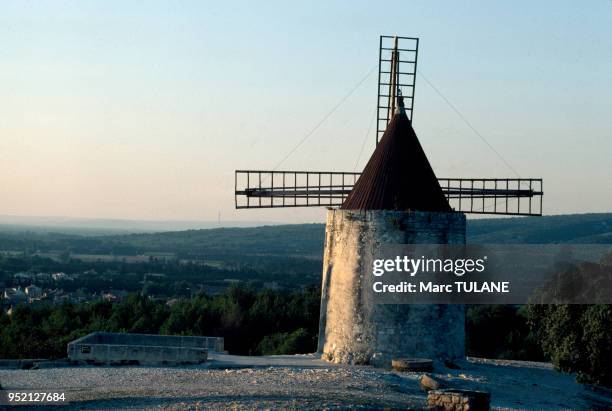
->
235;36;543;366
317;91;467;366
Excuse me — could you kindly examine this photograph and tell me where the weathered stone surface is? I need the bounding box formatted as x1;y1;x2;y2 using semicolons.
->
317;210;466;367
427;389;490;411
420;373;443;391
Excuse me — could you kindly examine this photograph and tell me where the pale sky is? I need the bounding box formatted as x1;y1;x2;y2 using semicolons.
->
1;1;611;224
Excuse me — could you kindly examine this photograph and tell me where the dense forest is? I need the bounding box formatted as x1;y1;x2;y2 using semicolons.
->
2;287;610;387
0;286;320;358
0;253;321;292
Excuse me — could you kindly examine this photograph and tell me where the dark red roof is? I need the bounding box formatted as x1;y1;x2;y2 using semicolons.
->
341;110;452;212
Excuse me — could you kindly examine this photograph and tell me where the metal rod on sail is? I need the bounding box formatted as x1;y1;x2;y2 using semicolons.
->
389;36;399;119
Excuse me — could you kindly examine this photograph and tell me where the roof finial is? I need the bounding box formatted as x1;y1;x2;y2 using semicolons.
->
395;88;406;115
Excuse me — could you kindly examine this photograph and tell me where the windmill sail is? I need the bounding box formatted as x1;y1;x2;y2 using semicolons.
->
234;35;544;216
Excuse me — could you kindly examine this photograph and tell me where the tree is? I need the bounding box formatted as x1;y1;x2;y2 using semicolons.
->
528;304;612;387
466;305;543;361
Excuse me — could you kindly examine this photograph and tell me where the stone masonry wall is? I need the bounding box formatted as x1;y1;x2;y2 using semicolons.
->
317;210;466;367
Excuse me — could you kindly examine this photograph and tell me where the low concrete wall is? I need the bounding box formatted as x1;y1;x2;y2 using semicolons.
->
67;332;224;365
71;332;224;352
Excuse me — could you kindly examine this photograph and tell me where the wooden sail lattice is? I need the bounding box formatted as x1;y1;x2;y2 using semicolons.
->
234;36;544;216
235;170;542;216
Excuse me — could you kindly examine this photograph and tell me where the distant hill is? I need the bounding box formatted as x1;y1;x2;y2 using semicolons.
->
107;213;612;257
467;213;612;244
0;215;280;235
0;213;610;257
103;224;325;258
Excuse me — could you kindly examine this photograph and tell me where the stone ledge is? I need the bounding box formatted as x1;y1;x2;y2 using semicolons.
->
427;389;490;411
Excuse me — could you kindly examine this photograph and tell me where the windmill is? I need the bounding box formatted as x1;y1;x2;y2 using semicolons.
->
233;35;544;366
235;35;543;217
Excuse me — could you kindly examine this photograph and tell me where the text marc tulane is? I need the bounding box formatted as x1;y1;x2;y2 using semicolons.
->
372;281;510;293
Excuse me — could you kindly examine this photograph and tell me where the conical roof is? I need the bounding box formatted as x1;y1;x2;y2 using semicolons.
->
341;109;451;212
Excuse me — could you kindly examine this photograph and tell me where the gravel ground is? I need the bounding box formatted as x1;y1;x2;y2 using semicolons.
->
1;355;611;410
1;365;424;410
